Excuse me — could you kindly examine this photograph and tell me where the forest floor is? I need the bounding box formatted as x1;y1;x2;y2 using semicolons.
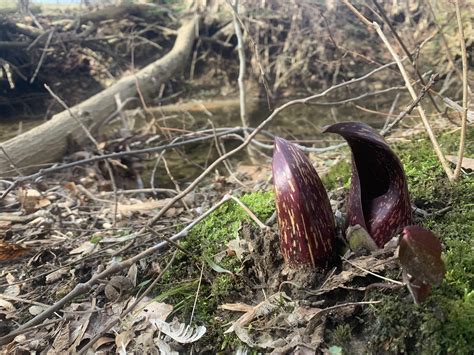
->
1;1;473;353
0;123;472;354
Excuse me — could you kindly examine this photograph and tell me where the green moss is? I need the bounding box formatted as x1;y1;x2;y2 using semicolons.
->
155;191;275;347
211;274;233;300
180;191;275;261
322;159;351;191
365;129;474;354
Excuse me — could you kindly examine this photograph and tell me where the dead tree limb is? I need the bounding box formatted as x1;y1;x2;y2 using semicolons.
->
0;16;199;176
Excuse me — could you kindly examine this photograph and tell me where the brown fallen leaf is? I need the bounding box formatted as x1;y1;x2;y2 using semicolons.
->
18;188;51;213
317;254;398;294
223;292;285;334
0;240;29;261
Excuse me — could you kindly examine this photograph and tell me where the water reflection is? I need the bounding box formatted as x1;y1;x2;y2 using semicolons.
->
0;98;392;187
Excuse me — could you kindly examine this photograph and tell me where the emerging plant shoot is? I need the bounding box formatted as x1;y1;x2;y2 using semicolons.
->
323;122;412;247
272;137;336;268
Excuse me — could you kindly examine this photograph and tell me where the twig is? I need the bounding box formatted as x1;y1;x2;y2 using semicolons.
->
307;301;382;327
231;0;247;130
99;188;177;196
0;319;61;340
425;0;462;81
229;195;268;230
30;30;54;84
209;120;245;187
310;86;405;106
229;0;257;163
383;92;400;130
452;0;469;181
226;0;272;109
162;156;188;210
0;294;51;308
341;0;373;28
373;22;454;180
0;146;23;176
342;256;404;286
380;75;438;136
189;263;204;325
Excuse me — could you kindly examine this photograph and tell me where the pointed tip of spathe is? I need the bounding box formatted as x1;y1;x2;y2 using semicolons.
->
274;136;289;147
274;136;285;144
273;137;295;156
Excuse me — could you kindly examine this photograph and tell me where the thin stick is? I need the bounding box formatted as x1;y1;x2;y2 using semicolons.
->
380;75;437;136
99;188;177;196
342;256;404;286
0;294;51;308
425;0;462;81
229;195;267;230
341;0;373;28
452;0;468;181
312;300;382;317
227;0;272;109
0;146;23;176
209;120;245;187
373;22;453;180
229;0;258;163
231;0;248;131
30;30;54;84
189;263;204;325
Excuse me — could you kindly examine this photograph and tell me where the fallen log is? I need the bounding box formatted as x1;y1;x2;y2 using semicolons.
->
0;16;198;177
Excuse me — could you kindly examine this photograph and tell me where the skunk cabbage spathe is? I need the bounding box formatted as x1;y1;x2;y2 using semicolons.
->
323;122;412;247
272;137;336;268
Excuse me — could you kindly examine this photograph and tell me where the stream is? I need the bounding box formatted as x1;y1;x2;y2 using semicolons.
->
0;97;395;187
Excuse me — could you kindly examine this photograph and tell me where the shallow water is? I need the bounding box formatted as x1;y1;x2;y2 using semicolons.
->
0;97;393;186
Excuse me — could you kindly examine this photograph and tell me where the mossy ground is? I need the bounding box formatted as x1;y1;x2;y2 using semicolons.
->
360;130;474;354
155;192;275;348
155;129;473;353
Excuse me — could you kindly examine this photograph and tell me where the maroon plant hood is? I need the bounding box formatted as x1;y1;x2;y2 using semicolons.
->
323;122;412;247
272;137;336;268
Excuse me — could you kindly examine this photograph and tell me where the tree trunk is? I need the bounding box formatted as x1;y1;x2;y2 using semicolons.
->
0;16;198;177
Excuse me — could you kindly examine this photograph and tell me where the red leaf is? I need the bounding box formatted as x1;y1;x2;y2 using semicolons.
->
323;122;412;247
399;226;445;285
272;137;336;268
399;226;445;304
